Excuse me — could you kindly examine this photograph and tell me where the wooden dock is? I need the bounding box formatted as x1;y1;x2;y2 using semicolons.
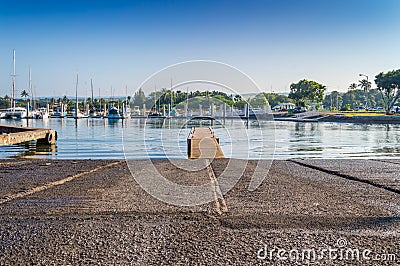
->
187;127;224;159
0;125;57;146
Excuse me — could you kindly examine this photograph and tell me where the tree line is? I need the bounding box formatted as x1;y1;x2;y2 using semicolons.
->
1;69;399;114
131;88;248;110
287;69;400;114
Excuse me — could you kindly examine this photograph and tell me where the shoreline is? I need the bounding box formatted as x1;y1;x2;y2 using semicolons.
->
273;113;400;124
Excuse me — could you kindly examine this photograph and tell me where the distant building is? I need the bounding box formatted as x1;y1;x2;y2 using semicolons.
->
272;103;295;112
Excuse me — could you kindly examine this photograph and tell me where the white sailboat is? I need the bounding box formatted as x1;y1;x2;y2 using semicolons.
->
4;107;28;119
121;85;131;119
4;50;27;119
28;68;49;119
89;79;98;117
34;106;50;119
73;74;88;119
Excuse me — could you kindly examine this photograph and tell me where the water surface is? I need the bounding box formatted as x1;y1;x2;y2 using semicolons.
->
1;118;400;159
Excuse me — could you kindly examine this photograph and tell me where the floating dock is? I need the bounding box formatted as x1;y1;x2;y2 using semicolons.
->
0;125;57;146
187;127;224;159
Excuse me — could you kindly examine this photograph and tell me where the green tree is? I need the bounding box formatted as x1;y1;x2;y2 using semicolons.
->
248;93;268;108
348;83;358;91
234;99;247;109
288;79;326;107
133;88;146;107
367;89;384;108
263;93;293;107
322;91;342;111
20;90;29;99
358;78;371;109
375;69;400;114
62;95;70;104
20;90;29;108
339;89;366;110
0;95;10;109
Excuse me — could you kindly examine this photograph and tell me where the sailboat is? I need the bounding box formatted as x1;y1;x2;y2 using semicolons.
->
147;85;165;118
4;50;28;119
28;68;49;119
72;74;88;119
120;86;131;119
34;106;50;119
89;79;101;118
107;86;120;119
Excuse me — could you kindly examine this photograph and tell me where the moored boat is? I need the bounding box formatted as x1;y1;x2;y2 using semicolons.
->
33;107;49;119
4;107;28;119
107;106;120;119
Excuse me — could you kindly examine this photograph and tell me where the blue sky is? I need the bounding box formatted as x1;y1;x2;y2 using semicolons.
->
0;0;399;97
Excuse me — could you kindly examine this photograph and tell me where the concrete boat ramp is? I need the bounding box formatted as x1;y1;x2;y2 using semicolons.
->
0;158;400;265
0;125;57;146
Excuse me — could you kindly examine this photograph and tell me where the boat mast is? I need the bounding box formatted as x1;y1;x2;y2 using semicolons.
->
154;85;157;113
157;87;160;114
11;49;16;110
111;86;113;105
125;85;128;115
29;67;33;110
91;78;94;110
170;78;173;116
99;87;101;113
75;74;79;118
125;85;128;103
33;86;37;110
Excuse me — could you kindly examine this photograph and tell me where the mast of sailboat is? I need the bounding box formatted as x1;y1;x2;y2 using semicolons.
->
125;85;127;103
91;79;94;106
170;78;173;117
75;74;79;119
29;67;33;110
125;85;128;115
11;49;16;110
157;87;160;114
33;86;37;110
186;87;189;117
90;78;94;113
154;85;157;113
110;86;113;105
98;87;101;113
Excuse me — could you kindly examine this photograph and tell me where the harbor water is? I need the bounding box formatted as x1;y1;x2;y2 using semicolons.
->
1;118;400;159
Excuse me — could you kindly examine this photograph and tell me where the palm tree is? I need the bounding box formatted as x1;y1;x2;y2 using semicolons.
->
62;95;70;104
348;83;358;91
20;90;29;108
358;79;371;109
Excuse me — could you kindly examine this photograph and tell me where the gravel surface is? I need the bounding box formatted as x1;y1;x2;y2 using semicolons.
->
0;159;399;265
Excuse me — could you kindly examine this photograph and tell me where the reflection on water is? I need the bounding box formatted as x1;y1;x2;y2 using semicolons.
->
13;142;57;158
2;118;400;159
